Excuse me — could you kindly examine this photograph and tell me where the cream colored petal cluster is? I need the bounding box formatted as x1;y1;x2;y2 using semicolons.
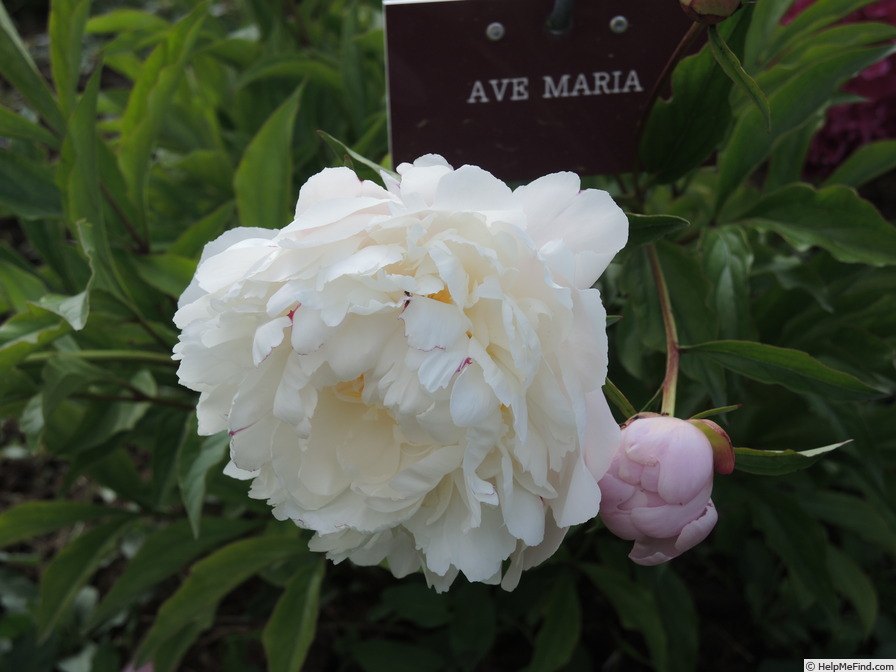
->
173;155;628;590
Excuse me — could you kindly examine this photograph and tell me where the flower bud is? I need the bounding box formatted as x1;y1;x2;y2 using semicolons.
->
598;415;719;565
679;0;742;24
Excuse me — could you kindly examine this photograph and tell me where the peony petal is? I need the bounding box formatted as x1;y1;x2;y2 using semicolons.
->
449;364;500;427
400;295;468;351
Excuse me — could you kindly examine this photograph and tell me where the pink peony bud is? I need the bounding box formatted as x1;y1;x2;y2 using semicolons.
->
598;415;719;565
679;0;742;24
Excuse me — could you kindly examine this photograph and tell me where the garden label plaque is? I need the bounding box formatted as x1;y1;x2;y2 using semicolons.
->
384;0;695;181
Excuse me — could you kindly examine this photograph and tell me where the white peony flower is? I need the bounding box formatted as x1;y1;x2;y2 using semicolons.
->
172;155;628;591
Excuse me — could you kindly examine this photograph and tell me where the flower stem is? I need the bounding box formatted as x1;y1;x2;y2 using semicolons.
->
646;245;679;417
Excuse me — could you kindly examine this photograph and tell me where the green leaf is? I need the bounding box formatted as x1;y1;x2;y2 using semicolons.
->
351;640;446;672
0;106;60;148
603;378;637;421
528;573;581;672
49;0;90;119
0;501;127;549
760;0;883;67
118;4;207;232
131;253;198;299
684;340;885;401
823;140;896;189
801;491;896;558
41;354;116;419
169;201;235;258
702;226;753;340
448;582;495;664
0;150;62;219
235;54;344;91
0;246;47;312
35;292;89;331
263;558;326;672
57;55;103;230
827;545;878;637
640;13;748;184
136;534;304;666
37;515;138;640
658;243;727;405
650;568;698;672
580;564;668;672
86;8;170;34
625;213;689;249
751;492;836;613
0;305;69;370
708;24;770;132
90;518;260;628
740;184;896;266
0;2;65;131
150;614;214;672
177;417;228;538
317;130;397;182
234;88;302;229
733;441;849;475
716;44;896;209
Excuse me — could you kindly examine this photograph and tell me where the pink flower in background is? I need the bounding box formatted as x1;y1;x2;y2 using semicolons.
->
598;415;724;566
784;0;896;177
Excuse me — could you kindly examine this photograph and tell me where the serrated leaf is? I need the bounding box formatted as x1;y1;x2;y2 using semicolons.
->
90;518;260;628
625;214;689;249
684;340;884;401
733;441;848;475
263;558;325;672
136;535;304;666
740;183;896;266
234;88;302;229
528;573;580;672
38;515;138;640
177;417;228;538
0;501;128;549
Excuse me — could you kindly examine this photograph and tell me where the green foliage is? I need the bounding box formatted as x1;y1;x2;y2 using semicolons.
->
0;0;894;670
